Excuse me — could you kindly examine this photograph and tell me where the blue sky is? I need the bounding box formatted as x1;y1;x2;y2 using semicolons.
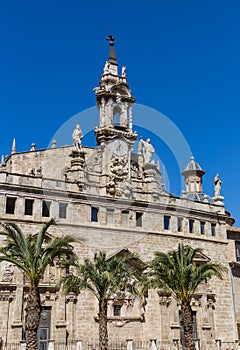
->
0;0;240;224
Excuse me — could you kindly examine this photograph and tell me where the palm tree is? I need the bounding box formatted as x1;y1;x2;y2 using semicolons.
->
147;243;227;350
61;251;140;350
0;219;78;350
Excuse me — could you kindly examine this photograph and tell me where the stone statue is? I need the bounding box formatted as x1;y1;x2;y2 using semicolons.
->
72;124;83;151
122;66;126;77
103;61;110;74
214;173;222;197
140;137;155;164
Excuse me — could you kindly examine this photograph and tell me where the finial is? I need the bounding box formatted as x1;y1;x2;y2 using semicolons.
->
106;35;118;66
51;140;57;148
11;138;16;154
1;155;6;167
190;156;194;161
106;35;115;46
30;143;36;151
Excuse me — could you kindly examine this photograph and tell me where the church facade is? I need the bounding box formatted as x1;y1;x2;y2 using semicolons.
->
0;39;239;348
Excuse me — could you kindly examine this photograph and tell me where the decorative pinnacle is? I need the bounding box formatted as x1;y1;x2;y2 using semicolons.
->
106;35;115;46
11;138;16;154
106;35;118;66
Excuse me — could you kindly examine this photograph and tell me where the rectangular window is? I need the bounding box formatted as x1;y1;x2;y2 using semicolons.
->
177;217;183;232
38;308;51;350
59;203;68;219
6;197;17;214
38;328;49;350
42;201;51;217
113;305;121;317
235;242;240;262
136;212;143;227
200;221;205;235
237;323;240;339
164;215;170;230
189;219;194;233
211;223;216;237
106;208;114;225
91;207;99;222
121;210;129;226
25;199;34;216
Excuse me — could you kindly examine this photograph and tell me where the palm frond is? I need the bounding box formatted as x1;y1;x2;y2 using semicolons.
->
147;243;227;306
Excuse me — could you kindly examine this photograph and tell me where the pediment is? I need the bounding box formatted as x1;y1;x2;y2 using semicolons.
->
107;248;145;272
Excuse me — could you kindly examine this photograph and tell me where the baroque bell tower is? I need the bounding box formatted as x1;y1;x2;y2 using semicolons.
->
94;36;137;144
94;36;137;197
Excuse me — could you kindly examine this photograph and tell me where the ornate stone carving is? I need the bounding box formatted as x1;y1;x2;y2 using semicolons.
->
191;293;202;309
131;160;142;179
158;291;172;306
0;290;15;301
65;148;86;191
207;294;216;309
1;262;14;283
66;293;78;304
107;291;144;327
106;156;129;197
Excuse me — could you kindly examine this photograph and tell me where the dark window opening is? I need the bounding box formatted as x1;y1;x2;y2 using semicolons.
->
91;207;99;222
42;201;51;217
136;212;143;227
211;223;216;237
113;305;121;317
177;217;183;232
59;203;68;219
25;199;34;216
235;242;240;262
113;113;121;126
6;197;16;214
200;221;205;235
189;219;194;233
164;215;170;230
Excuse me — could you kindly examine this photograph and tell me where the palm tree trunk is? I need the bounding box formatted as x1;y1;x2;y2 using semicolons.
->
25;287;42;350
99;298;108;350
181;303;194;350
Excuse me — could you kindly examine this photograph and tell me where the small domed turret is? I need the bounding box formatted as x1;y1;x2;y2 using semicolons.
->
182;156;213;204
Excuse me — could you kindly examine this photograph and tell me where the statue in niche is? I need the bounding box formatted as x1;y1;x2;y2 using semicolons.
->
214;173;222;197
72;124;83;151
140;137;155;164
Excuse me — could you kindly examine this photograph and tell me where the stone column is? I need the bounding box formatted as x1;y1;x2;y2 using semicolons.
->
55;292;67;341
66;293;78;341
215;339;221;350
76;340;82;350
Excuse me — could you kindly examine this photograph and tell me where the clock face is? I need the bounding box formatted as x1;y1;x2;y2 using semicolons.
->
110;139;128;157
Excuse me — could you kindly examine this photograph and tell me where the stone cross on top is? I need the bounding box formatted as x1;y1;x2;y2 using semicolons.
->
106;35;115;46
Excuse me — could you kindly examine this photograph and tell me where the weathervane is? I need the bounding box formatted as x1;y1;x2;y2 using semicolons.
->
106;35;115;46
